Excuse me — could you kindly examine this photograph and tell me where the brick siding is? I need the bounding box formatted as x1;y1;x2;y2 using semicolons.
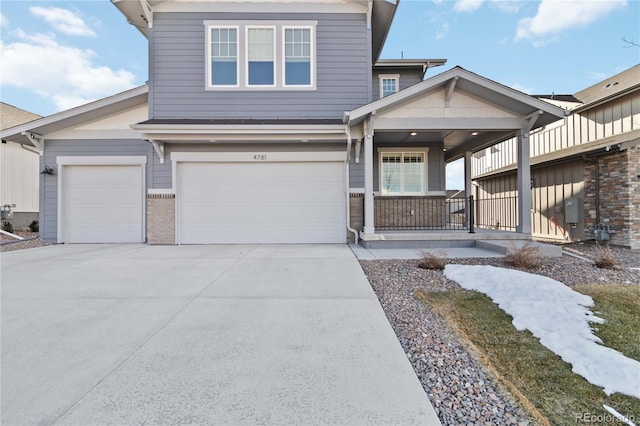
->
147;194;175;245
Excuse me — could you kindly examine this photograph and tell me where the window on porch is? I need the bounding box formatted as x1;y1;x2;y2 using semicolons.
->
379;151;426;195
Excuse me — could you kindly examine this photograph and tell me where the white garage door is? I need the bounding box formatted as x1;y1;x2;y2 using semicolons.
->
177;160;346;244
62;165;144;243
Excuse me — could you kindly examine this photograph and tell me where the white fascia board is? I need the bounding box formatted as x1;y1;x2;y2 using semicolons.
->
132;124;346;134
0;85;148;144
154;1;366;14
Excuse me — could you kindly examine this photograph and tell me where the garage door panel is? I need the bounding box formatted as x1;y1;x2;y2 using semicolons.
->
178;160;345;244
64;165;143;243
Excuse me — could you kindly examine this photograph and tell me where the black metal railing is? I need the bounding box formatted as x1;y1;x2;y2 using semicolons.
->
473;195;518;231
371;194;519;232
374;196;468;231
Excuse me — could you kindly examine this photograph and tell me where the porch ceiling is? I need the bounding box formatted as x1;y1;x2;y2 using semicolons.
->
345;66;567;163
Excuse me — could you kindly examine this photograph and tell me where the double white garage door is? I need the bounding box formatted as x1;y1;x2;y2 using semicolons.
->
60;154;346;244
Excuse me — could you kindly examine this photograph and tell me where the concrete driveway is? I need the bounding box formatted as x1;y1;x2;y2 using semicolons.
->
1;244;440;425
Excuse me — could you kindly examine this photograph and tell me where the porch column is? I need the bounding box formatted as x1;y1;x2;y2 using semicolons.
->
464;151;473;228
363;119;375;235
516;130;532;234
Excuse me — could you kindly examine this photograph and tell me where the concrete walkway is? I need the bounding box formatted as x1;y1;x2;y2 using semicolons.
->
1;244;440;425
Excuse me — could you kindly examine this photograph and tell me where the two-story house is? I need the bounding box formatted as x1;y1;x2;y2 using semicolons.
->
0;0;565;246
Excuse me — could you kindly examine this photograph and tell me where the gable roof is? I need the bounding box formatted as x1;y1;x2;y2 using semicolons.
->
572;63;640;112
0;86;148;146
345;66;566;127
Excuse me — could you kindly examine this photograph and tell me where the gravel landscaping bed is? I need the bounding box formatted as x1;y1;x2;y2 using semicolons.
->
0;231;51;252
360;251;639;426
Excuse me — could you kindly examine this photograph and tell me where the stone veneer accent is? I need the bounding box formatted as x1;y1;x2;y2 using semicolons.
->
147;194;175;245
348;194;364;244
583;146;640;249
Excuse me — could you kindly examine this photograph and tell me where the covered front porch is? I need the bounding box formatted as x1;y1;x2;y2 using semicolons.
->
344;66;566;245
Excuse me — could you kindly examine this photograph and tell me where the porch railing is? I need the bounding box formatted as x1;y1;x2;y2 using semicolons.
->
371;194;519;231
374;196;468;230
474;195;518;231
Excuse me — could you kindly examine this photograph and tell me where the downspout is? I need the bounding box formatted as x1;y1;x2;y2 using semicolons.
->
595;158;600;226
345;126;359;244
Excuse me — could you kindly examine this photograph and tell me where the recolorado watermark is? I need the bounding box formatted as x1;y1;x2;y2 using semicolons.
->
575;412;636;424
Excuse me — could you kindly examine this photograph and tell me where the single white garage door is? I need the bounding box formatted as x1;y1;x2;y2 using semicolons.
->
177;161;346;244
62;165;144;243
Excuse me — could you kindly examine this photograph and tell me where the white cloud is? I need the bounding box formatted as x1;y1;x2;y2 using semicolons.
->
509;82;534;95
0;31;137;111
30;6;96;37
0;12;8;28
516;0;627;42
453;0;486;12
436;22;449;40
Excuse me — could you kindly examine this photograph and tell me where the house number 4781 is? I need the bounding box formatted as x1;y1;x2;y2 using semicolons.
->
253;154;267;161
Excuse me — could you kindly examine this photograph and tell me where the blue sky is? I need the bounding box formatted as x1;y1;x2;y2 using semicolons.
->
1;0;638;189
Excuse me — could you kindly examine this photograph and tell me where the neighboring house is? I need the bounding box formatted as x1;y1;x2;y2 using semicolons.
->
0;0;565;246
0;103;41;229
472;64;640;249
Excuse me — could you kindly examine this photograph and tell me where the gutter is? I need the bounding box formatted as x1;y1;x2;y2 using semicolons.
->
345;127;359;244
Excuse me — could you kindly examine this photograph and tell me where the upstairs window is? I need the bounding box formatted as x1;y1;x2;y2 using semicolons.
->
379;150;427;195
379;74;399;98
247;27;275;86
284;27;312;86
210;27;238;86
205;21;316;90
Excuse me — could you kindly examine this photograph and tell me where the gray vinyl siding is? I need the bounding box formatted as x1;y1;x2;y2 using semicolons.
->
151;12;369;119
152;142;346;188
40;139;153;241
348;142;444;192
371;69;423;101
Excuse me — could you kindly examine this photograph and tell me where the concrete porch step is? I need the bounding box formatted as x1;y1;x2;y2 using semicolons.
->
476;239;562;258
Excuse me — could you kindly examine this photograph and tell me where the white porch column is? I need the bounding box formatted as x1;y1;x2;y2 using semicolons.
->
516;130;532;234
464;151;473;228
363;118;375;235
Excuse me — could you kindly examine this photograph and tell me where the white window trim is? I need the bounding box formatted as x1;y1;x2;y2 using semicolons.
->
379;74;400;98
377;148;429;196
282;25;315;89
245;25;277;88
206;25;240;89
204;20;317;91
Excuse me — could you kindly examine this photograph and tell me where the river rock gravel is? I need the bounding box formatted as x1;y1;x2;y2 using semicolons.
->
359;249;639;426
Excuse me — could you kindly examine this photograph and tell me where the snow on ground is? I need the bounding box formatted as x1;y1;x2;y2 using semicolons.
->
444;264;640;399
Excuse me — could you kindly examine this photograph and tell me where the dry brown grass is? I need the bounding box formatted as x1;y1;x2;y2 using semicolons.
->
593;244;618;269
503;242;540;270
417;249;447;270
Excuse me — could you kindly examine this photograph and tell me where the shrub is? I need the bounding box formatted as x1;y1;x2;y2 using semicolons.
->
28;220;39;233
594;244;617;269
417;249;447;270
504;241;540;270
2;221;14;233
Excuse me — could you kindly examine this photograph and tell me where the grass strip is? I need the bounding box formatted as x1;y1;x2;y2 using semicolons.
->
415;287;639;426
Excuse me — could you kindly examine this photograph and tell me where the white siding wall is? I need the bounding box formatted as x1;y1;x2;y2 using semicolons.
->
0;142;39;212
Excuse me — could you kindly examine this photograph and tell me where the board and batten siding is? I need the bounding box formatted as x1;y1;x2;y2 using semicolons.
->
371;69;423;102
1;141;39;213
151;12;369;119
40;139;153;241
472;91;640;176
474;160;585;240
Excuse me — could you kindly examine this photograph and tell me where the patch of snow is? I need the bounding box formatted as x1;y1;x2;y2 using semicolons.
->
603;404;637;426
444;264;640;399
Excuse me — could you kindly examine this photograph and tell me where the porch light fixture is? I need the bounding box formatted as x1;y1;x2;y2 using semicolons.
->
470;131;479;136
410;131;417;136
